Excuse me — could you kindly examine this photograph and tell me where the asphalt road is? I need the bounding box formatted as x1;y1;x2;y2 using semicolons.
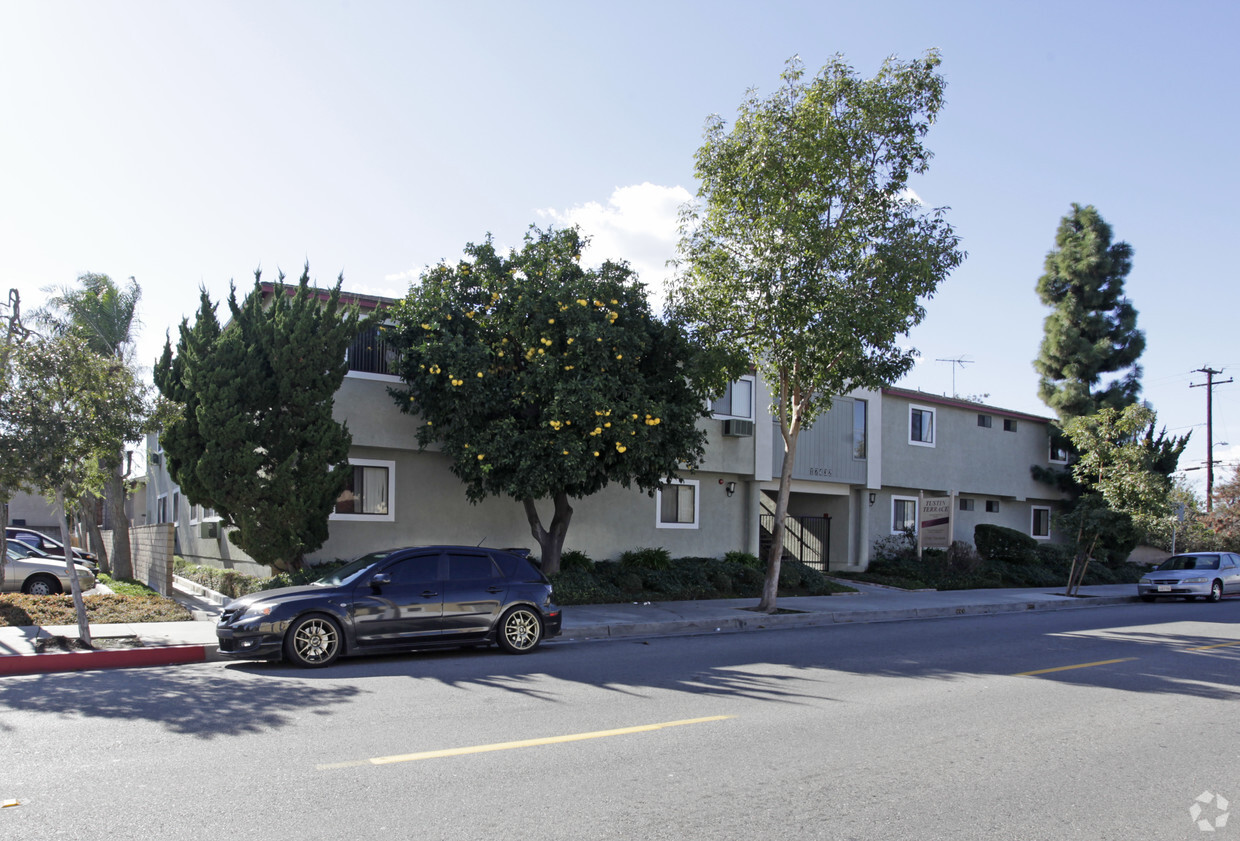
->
2;599;1238;840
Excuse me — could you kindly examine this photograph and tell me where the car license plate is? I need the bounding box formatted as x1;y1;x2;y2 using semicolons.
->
1157;585;1171;592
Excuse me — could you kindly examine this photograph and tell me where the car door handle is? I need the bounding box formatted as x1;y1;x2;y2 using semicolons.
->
487;586;504;593
421;590;439;598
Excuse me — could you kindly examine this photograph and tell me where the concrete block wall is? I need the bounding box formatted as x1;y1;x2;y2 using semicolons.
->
101;524;175;595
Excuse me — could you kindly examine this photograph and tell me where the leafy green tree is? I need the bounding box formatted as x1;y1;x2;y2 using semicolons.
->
1060;404;1175;593
36;273;144;577
1034;204;1145;421
0;289;32;590
669;52;964;611
154;267;363;573
1;334;147;643
1205;468;1240;550
386;226;712;575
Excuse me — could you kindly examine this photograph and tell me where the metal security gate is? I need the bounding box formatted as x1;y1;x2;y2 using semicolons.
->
759;514;831;571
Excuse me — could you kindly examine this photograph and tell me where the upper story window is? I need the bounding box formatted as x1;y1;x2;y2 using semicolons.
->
852;399;868;459
346;324;396;378
977;414;992;428
1003;418;1018;433
909;404;935;447
1049;430;1070;464
711;377;754;420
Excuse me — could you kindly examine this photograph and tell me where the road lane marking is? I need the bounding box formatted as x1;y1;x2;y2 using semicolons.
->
1186;640;1240;651
317;715;735;770
1013;657;1137;676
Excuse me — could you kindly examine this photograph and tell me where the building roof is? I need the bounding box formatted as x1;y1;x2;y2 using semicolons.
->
881;386;1054;424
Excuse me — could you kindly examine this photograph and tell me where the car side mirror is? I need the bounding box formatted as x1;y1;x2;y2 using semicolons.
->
369;573;392;589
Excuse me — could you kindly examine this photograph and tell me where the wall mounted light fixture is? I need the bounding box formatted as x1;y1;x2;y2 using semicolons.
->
868;492;877;506
725;481;737;497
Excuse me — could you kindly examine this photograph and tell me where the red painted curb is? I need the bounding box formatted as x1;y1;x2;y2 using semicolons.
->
0;645;208;676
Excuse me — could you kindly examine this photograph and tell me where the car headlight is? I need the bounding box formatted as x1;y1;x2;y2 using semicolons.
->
239;603;275;620
1139;578;1151;584
1182;577;1208;584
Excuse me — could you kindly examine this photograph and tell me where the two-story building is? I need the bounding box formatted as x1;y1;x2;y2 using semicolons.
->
143;289;1069;575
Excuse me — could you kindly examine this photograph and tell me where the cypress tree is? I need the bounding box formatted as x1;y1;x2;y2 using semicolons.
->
1034;204;1145;421
154;266;363;572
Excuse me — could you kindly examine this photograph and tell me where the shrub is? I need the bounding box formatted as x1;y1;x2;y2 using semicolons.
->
559;550;594;572
619;547;672;570
974;524;1038;564
723;550;763;569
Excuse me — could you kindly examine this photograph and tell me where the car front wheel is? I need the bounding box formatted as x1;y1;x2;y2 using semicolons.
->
1207;580;1224;603
284;614;342;667
22;574;62;596
496;606;543;654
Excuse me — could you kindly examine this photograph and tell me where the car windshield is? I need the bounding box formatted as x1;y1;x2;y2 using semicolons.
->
314;551;397;587
1157;555;1220;571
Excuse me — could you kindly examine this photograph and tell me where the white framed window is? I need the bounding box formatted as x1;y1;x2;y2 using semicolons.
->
156;494;168;524
1049;431;1070;464
331;458;396;522
711;377;754;420
1032;506;1051;539
656;479;699;529
891;495;918;534
959;498;975;512
986;500;1000;513
172;492;180;523
1003;418;1018;432
909;405;935;447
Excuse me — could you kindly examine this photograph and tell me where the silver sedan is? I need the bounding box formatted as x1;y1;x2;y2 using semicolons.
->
1138;552;1240;602
1;547;97;595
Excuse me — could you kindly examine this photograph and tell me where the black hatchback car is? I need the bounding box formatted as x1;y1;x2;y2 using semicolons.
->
216;546;562;667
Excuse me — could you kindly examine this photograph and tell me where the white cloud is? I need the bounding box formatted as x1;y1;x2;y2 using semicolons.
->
539;182;692;309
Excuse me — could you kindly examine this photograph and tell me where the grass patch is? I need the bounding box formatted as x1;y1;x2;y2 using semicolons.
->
98;574;162;597
0;593;193;627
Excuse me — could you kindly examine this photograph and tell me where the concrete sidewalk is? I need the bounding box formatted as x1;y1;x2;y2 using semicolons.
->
0;581;1140;676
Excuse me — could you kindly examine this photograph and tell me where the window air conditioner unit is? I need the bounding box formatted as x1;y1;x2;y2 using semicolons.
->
199;521;219;540
723;419;754;437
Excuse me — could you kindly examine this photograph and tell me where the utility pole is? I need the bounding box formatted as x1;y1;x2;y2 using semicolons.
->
1190;366;1233;511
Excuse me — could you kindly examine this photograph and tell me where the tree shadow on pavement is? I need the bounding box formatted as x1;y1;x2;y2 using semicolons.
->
0;665;362;738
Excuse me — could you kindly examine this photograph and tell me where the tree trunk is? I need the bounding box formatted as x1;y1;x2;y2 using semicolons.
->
107;464;132;578
759;375;803;613
523;493;573;575
56;488;92;646
79;491;110;575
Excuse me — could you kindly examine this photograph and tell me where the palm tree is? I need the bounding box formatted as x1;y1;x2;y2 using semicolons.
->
36;274;144;578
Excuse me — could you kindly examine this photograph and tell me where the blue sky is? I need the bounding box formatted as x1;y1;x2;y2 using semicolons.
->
2;0;1237;494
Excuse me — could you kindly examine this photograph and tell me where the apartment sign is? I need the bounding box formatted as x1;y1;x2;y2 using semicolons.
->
919;493;953;551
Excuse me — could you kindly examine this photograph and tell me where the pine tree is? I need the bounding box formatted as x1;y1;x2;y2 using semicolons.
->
1034;204;1145;421
154;266;363;572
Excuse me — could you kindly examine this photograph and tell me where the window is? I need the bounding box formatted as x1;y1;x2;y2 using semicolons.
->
892;496;918;534
852;399;868;459
1003;418;1018;432
172;492;180;523
1049;431;1070;464
346;324;398;379
332;458;396;522
1032;506;1051;539
959;498;975;512
985;500;1000;513
156;494;168;524
656;480;699;529
977;414;992;428
711;377;754;420
909;405;935;446
448;553;501;581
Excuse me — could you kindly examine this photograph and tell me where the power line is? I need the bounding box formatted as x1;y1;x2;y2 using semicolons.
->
1190;367;1230;511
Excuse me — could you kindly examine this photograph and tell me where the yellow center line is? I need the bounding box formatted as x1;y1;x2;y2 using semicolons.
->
1013;657;1138;676
1186;640;1240;651
317;715;735;770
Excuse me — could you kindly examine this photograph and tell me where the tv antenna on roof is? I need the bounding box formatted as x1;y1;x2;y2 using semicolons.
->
935;356;974;398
